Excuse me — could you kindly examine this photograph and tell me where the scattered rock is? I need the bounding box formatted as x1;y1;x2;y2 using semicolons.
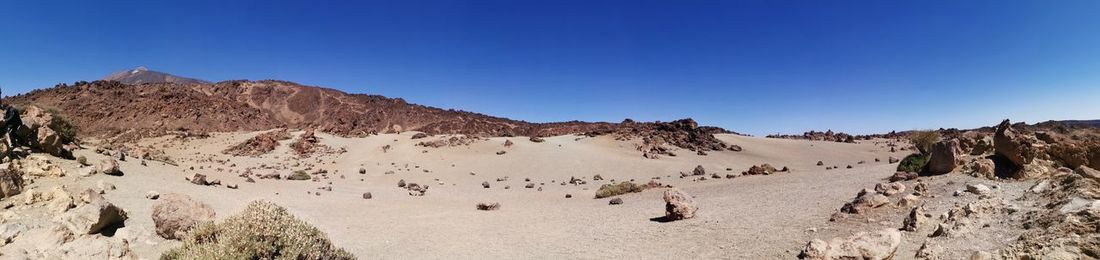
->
145;191;160;200
874;182;906;196
476;202;501;211
901;206;927;232
693;165;706;176
927;139;960;174
840;189;890;214
190;174;209;186
888;171;917;182
888;157;900;163
608;198;623;205
965;184;991;195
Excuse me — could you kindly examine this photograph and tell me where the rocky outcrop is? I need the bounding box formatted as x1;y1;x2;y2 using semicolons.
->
223;129;290;156
798;229;902;259
663;188;697;221
13;106;74;159
926;140;960;174
994;119;1039;167
152;194;216;240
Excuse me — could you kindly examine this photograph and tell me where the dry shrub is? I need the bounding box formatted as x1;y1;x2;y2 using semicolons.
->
161;200;354;260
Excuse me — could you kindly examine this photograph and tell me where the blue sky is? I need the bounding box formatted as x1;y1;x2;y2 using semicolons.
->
1;0;1098;135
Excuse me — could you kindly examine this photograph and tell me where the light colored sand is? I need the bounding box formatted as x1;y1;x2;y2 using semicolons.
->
11;132;907;259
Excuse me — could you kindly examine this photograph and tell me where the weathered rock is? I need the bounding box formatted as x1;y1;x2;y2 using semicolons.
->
874;182;906;196
744;164;779;175
152;193;216;240
97;159;122;176
889;171;917;182
966;184;991;195
476;202;501;211
994;119;1039;167
970;138;993;155
693;165;706;176
927;140;960;174
0;165;23;199
145;191;160;200
362;192;372;199
798;229;902;259
609;198;624;205
888;157;900;164
189;174;209;185
15;155;66;177
57;190;128;234
841;190;890;214
897;194;920;208
663;188;697;221
901;206;927;232
962;158;996;179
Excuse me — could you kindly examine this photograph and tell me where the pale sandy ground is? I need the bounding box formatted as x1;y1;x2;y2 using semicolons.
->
10;132;910;259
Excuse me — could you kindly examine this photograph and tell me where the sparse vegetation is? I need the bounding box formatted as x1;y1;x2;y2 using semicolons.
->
45;107;79;144
287;170;311;180
896;153;929;173
76;155;88;166
908;130;941;155
594;181;644;198
160;200;355;260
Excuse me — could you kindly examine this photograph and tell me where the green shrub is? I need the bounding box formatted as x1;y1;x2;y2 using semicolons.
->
594;182;644;198
287;170;311;180
897;153;929;173
45;108;79;144
908;130;941;155
161;201;354;260
76;156;88;166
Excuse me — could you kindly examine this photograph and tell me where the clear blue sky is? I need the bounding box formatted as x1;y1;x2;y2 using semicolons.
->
1;1;1098;135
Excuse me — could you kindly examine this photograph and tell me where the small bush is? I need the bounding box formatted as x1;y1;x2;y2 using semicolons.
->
897;153;929;173
594;182;644;199
45;108;79;144
76;156;88;166
160;200;355;260
287;170;311;180
908;130;941;155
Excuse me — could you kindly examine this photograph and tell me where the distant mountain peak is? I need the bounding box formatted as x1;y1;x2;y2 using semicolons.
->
104;67;210;85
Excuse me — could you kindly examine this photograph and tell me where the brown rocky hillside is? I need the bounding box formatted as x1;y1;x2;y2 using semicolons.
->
4;77;733;147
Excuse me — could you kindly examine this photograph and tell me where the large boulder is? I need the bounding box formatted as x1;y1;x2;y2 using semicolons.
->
0;164;23;199
152;193;216;240
57;190;128;234
798;229;902;259
926;140;960;174
994;119;1039;167
663;188;697;221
